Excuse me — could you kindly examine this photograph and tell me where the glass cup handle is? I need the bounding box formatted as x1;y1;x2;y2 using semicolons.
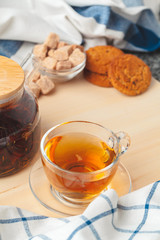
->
115;131;131;156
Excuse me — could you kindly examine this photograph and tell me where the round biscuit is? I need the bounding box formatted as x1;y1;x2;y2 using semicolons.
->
86;45;124;74
84;69;112;87
109;54;152;96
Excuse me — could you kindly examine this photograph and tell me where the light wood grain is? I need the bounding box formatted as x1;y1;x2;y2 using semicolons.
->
0;56;24;99
0;75;160;217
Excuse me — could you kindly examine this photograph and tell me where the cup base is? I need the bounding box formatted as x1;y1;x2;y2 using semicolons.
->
29;160;132;217
50;187;95;208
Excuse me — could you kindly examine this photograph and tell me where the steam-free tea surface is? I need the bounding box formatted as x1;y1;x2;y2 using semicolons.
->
44;132;115;171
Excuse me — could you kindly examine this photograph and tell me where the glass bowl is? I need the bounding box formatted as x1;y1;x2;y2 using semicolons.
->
32;53;86;82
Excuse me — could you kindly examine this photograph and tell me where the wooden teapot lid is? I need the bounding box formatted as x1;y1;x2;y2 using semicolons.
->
0;56;24;100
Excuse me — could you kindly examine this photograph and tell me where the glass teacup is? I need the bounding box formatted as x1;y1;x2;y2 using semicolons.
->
40;120;130;206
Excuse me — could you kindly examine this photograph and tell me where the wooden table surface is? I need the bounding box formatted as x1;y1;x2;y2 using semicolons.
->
0;75;160;218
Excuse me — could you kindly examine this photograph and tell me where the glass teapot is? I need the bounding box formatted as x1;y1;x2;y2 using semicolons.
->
0;56;41;177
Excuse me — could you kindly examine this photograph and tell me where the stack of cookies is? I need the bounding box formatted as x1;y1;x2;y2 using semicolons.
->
84;46;124;88
84;45;152;96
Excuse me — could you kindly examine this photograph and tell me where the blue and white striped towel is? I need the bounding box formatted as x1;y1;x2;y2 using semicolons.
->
1;181;160;240
0;0;160;65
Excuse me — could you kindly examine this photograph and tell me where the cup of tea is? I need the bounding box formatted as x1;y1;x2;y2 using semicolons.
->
40;120;130;206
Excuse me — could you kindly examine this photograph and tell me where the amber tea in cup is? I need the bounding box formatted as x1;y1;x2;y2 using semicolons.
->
41;121;130;206
45;133;116;173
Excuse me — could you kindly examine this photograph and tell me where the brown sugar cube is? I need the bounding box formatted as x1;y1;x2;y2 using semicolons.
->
33;44;48;59
36;76;55;95
28;81;41;98
48;49;55;57
69;48;85;67
56;60;72;70
42;57;57;69
52;45;73;61
57;41;68;48
44;32;59;49
29;71;40;83
71;44;84;52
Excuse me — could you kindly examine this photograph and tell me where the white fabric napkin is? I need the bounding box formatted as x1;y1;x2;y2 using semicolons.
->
1;0;160;66
0;181;160;240
0;0;160;52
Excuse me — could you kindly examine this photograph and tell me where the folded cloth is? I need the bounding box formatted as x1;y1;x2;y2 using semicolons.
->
0;181;160;240
0;0;160;65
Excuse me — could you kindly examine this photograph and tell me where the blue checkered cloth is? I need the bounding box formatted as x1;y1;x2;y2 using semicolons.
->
0;0;160;65
0;181;160;240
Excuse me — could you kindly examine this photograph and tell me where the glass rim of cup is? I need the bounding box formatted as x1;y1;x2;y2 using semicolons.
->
40;120;120;176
